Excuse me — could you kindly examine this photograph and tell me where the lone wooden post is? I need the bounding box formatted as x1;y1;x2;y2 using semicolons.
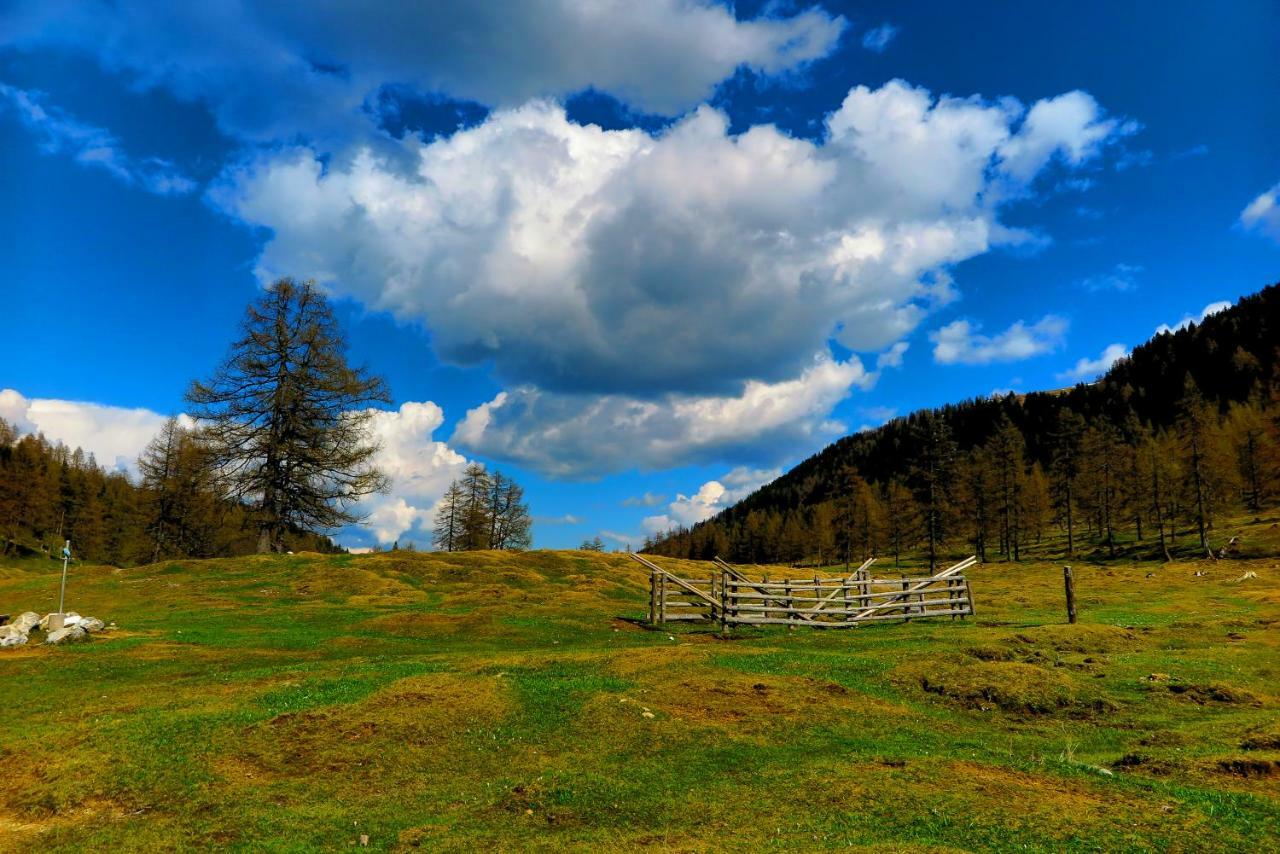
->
1063;565;1077;624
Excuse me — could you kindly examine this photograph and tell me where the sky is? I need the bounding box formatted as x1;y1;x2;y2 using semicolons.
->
2;1;1278;551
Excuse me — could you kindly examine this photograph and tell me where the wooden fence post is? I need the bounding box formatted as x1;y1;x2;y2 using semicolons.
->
659;572;667;625
649;570;658;625
778;578;788;632
1063;565;1077;624
901;578;910;622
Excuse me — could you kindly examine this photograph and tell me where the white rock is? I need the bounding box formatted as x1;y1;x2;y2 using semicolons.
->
79;617;106;633
12;612;40;634
45;625;88;645
0;633;26;648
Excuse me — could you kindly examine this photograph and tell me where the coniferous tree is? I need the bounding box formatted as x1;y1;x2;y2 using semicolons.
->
882;480;919;568
1021;464;1052;546
909;412;957;572
186;277;391;552
432;481;465;552
1050;410;1086;557
1176;378;1230;557
488;471;532;550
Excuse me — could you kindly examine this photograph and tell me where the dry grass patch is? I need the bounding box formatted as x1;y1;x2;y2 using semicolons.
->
896;659;1116;716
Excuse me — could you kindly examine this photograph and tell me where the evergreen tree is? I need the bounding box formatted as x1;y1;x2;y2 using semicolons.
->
909;412;957;572
1049;410;1085;557
432;481;465;552
186;277;390;552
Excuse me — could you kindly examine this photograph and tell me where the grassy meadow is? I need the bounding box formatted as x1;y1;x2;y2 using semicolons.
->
1;526;1279;851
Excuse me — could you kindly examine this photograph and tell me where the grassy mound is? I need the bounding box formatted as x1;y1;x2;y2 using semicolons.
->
898;659;1114;716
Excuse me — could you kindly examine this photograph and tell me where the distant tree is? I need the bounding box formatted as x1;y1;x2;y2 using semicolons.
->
432;481;465;552
1144;431;1178;562
580;535;606;552
1021;464;1052;546
881;480;918;568
1079;423;1124;557
1225;398;1271;512
1176;378;1232;557
1049;410;1086;557
186;278;391;553
988;417;1027;560
138;416;220;561
487;469;532;550
909;413;957;572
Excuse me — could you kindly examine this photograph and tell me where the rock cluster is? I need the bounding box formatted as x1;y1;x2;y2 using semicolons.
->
0;611;111;648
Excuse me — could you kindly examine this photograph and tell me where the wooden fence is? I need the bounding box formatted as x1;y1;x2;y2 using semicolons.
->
631;554;975;629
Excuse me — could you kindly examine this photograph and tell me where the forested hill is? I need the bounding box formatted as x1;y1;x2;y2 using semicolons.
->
645;282;1280;564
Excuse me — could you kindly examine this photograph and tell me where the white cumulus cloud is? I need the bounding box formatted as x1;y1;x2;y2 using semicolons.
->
217;81;1126;403
643;466;779;533
1056;343;1128;383
930;315;1068;365
451;354;873;478
0;388;178;473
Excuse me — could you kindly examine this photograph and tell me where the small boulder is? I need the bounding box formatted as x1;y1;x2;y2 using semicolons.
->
79;617;106;633
0;632;27;648
45;625;88;645
12;612;41;634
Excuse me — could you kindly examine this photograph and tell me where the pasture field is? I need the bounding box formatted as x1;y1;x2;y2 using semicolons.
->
0;543;1277;851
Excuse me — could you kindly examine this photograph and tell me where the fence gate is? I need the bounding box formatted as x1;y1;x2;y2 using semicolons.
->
631;554;975;629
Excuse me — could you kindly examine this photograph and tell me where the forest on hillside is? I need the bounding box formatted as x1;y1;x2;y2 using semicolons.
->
645;283;1280;568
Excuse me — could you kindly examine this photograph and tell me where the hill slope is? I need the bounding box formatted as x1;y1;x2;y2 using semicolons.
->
648;282;1280;563
1;549;1278;850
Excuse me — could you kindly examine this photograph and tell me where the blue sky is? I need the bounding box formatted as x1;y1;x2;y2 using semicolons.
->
2;1;1277;550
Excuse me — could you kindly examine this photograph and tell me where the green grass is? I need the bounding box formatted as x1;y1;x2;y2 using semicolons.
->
0;544;1277;851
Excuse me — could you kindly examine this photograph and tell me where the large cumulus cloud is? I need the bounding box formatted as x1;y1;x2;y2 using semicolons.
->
215;81;1128;405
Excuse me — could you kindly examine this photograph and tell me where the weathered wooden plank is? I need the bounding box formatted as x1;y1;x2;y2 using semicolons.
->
730;608;972;627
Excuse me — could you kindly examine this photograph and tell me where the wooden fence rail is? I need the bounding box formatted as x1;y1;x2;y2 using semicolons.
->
631;554;975;629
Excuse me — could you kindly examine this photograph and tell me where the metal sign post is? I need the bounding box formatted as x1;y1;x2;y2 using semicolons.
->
59;540;71;614
48;541;71;632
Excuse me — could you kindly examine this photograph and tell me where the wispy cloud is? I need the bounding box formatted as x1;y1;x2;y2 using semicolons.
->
1240;182;1280;244
861;23;899;53
622;492;666;508
1080;262;1141;292
0;83;195;195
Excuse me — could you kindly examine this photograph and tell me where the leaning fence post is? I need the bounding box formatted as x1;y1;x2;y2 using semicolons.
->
1063;565;1077;624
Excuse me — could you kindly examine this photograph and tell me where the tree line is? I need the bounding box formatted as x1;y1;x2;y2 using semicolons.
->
647;283;1280;567
0;419;342;564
